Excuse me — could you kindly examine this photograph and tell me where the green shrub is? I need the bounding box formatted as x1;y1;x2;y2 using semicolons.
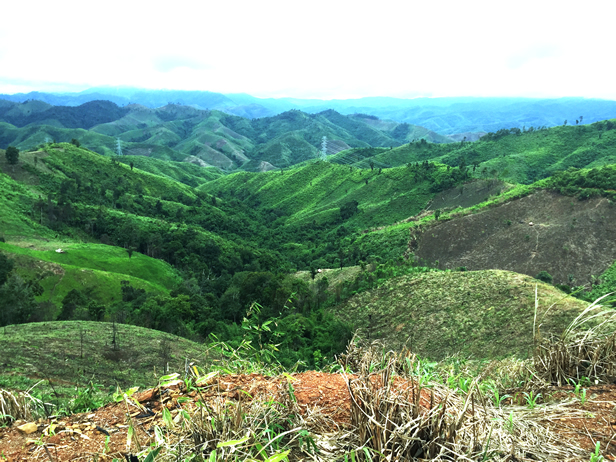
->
536;271;553;284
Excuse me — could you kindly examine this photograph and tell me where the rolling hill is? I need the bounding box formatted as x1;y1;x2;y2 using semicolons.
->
332;119;616;183
0;100;453;171
1;109;616;371
334;269;589;359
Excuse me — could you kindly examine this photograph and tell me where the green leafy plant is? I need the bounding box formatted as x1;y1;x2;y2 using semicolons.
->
486;384;511;408
505;412;514;434
570;379;588;405
523;391;541;409
589;441;604;462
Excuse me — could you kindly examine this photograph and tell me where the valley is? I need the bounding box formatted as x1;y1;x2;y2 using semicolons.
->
1;97;616;460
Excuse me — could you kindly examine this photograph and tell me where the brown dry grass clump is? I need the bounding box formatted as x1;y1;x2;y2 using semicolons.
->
534;292;616;386
0;388;44;425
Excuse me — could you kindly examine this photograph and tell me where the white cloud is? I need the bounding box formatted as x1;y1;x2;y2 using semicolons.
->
1;0;615;99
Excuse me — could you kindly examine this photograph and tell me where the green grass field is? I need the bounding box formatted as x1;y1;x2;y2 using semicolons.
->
0;241;180;310
0;321;207;405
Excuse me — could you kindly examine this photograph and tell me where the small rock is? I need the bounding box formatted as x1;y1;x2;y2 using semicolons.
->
17;422;39;434
135;388;159;403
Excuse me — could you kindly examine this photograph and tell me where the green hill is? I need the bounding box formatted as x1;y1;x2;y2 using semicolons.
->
0;101;454;171
0;321;206;392
335;269;589;360
335;120;616;183
2;128;616;371
199;160;471;232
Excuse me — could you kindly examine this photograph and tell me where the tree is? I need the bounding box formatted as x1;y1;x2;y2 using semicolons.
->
0;274;38;327
5;146;19;165
57;289;88;320
337;248;345;269
70;138;81;147
0;253;15;286
340;200;359;220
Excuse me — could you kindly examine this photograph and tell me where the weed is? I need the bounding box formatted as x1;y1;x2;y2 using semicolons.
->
523;391;541;409
505;411;514;434
486;384;511;408
69;382;107;413
589;441;604;462
570;379;588;405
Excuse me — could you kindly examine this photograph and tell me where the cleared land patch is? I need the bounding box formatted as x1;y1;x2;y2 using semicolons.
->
414;190;616;286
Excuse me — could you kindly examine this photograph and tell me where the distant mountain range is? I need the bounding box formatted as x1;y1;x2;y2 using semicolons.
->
2;88;616;134
0;99;452;170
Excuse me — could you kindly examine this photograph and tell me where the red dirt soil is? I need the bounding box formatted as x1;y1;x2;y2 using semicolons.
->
1;373;615;461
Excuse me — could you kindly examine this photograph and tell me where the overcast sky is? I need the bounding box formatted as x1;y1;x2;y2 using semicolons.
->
1;0;614;100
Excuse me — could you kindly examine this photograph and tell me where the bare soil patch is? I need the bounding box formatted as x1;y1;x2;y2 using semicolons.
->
1;374;615;461
415;190;616;286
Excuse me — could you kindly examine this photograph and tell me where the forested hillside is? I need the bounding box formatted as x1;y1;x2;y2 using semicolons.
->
333;119;616;183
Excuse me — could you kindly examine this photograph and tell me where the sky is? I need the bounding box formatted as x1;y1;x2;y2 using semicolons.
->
1;0;614;100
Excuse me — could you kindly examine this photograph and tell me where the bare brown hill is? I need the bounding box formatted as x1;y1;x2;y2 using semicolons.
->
414;190;616;286
428;179;511;211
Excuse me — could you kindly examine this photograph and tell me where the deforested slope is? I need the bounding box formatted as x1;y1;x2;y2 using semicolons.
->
338;120;616;184
413;190;616;287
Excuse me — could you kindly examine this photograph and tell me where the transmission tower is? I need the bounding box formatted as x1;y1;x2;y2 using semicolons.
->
320;136;327;161
116;138;123;156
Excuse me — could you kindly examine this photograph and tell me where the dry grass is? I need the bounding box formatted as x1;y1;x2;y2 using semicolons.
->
149;378;329;461
534;292;616;386
334;345;589;461
0;388;45;425
338;332;606;460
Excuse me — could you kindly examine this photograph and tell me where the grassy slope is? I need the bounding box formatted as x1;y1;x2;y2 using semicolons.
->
334;270;589;360
338;121;616;184
200;161;440;230
114;155;222;186
0;321;207;393
0;167;56;240
0;241;179;290
40;144;197;201
0;145;196;309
